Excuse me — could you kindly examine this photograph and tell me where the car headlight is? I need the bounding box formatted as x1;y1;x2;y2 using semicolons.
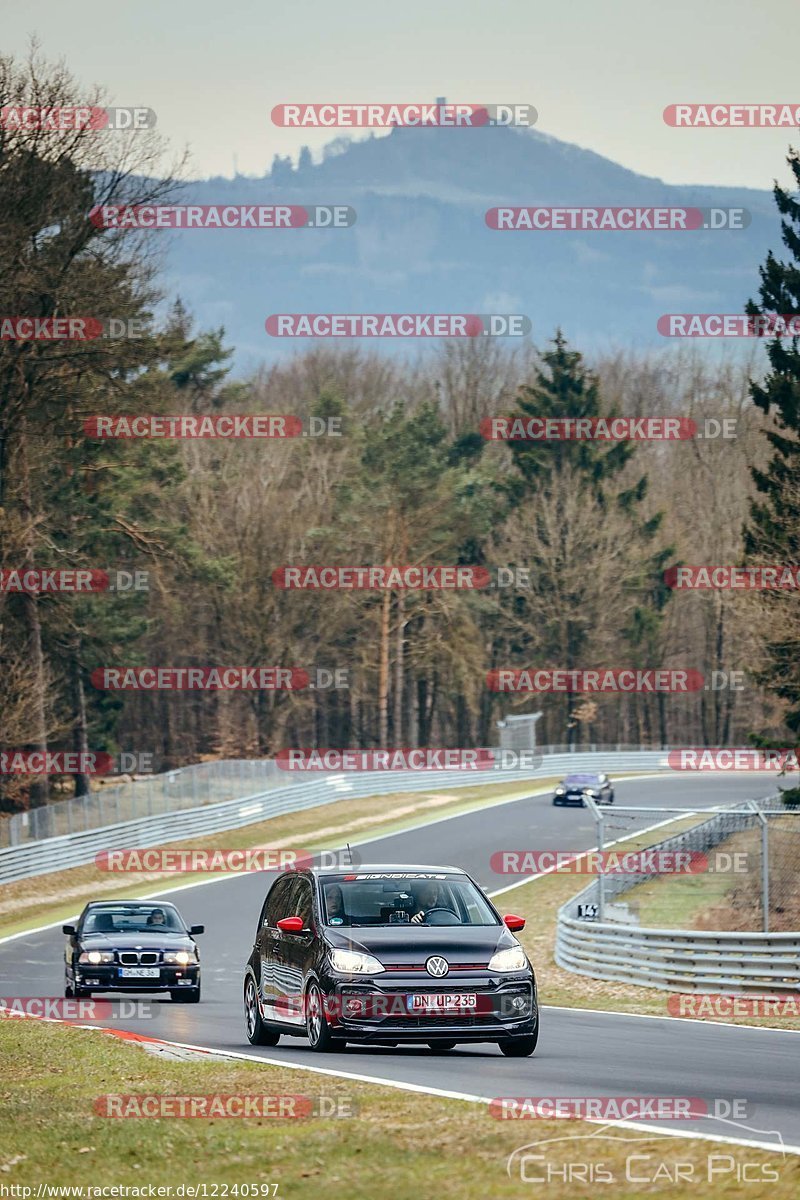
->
329;948;384;975
79;950;114;964
163;950;195;965
582;788;600;797
555;786;565;795
488;946;528;972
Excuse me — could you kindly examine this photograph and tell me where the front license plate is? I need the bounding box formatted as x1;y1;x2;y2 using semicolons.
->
120;967;160;979
407;993;477;1012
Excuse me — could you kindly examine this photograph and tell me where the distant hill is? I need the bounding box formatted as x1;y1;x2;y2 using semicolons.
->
156;124;779;371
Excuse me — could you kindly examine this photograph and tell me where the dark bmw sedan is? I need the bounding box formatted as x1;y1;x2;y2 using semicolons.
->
553;772;615;806
63;901;204;1002
243;865;538;1055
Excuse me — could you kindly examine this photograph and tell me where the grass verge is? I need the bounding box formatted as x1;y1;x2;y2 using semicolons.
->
0;1018;796;1196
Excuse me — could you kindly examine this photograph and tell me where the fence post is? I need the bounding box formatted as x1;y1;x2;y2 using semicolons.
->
762;815;770;935
583;796;604;921
748;801;769;934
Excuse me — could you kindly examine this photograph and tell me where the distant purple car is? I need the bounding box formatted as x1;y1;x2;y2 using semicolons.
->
553;772;614;806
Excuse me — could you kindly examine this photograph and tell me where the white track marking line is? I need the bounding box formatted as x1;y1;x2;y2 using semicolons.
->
541;1003;800;1033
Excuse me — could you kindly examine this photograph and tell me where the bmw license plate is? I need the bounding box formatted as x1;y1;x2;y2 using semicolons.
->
407;993;477;1012
120;967;160;978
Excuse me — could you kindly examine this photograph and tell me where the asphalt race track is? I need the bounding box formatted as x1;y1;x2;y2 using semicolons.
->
2;774;798;1152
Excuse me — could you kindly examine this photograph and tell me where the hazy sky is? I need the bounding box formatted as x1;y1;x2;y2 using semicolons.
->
4;0;800;189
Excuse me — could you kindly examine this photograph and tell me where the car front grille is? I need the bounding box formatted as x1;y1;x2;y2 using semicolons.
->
381;963;488;972
118;951;160;965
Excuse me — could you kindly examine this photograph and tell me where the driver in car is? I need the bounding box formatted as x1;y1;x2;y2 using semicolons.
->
146;909;166;926
324;884;349;925
410;880;455;924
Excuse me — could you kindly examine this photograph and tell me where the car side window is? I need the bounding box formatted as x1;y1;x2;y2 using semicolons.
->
264;876;293;927
292;878;314;930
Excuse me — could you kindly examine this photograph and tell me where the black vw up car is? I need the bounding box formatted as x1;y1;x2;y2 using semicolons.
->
243;864;538;1055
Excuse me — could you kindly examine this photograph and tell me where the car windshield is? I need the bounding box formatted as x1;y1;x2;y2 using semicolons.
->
564;774;601;786
82;905;185;934
320;874;500;927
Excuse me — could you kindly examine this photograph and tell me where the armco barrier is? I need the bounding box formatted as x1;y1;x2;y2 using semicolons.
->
555;801;800;994
0;750;669;884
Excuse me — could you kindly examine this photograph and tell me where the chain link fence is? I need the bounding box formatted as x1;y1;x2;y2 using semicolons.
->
0;743;663;849
568;797;800;934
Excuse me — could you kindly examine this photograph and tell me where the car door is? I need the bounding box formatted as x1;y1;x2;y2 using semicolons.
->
257;875;294;1017
274;875;316;1025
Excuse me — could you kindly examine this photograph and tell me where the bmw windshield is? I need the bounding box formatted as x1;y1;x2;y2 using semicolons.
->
82;905;186;935
320;873;500;927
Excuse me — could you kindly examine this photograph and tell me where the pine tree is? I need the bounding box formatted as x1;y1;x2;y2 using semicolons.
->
499;332;674;745
744;147;800;732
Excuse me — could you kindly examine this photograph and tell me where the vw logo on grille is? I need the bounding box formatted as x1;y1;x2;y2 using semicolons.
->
426;955;449;978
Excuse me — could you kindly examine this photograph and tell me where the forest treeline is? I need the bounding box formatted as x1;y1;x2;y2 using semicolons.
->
2;49;799;812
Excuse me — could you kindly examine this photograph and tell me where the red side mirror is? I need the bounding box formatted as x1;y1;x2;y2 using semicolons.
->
503;914;526;932
277;916;305;933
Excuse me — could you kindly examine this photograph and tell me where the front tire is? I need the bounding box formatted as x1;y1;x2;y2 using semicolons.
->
428;1041;457;1051
172;984;201;1003
499;1034;538;1057
306;982;341;1052
499;1020;539;1057
244;976;280;1046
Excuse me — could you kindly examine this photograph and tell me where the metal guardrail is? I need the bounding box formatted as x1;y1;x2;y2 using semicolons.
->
0;742;665;849
556;922;800;993
0;749;670;884
555;800;800;994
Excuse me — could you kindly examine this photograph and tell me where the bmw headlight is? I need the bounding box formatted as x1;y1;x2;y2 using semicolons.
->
488;946;528;972
329;948;384;975
582;788;600;797
79;950;114;964
163;950;195;965
555;786;565;795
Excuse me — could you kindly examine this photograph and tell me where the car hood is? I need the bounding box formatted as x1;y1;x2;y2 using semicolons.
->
79;931;195;951
324;924;519;966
